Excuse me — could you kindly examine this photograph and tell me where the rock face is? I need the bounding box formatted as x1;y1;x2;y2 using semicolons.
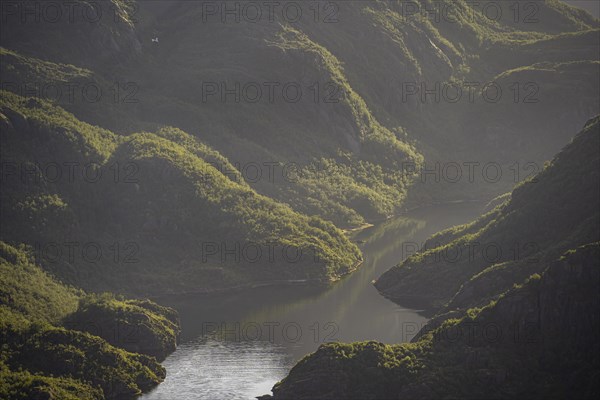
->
64;295;181;361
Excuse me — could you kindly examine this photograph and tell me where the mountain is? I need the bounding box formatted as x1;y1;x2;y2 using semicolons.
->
2;0;598;225
563;0;600;17
0;91;361;296
268;243;599;399
0;241;180;399
1;0;597;296
265;117;600;399
376;116;600;311
1;1;598;398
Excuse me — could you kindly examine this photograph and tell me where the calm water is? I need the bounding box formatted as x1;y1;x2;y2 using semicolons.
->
141;203;483;400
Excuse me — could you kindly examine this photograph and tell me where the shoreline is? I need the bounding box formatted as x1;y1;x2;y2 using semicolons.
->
150;201;486;302
151;259;365;301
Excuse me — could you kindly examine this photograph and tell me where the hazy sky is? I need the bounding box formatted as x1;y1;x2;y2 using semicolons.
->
562;0;600;17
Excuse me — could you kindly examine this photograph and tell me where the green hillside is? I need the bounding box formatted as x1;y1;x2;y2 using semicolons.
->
0;91;361;295
0;242;179;399
0;1;598;398
266;117;600;399
268;243;599;399
376;116;600;310
2;0;598;219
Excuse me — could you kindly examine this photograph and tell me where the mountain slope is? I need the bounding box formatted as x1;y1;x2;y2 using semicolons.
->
2;0;598;221
265;117;600;399
0;242;178;400
267;242;599;399
376;116;600;310
0;91;361;295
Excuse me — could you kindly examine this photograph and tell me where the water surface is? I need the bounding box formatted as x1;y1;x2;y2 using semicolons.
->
142;203;483;400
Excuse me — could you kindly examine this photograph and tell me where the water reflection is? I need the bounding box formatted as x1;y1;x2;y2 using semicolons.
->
144;338;292;400
141;202;484;400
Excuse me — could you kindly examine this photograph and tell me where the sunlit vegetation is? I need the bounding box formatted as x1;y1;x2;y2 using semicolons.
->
267;118;599;399
273;206;599;398
0;241;80;324
65;293;180;361
0;91;361;295
0;242;178;399
1;1;599;398
376;117;600;309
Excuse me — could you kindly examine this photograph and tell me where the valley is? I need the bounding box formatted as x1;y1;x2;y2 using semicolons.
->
0;1;598;399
